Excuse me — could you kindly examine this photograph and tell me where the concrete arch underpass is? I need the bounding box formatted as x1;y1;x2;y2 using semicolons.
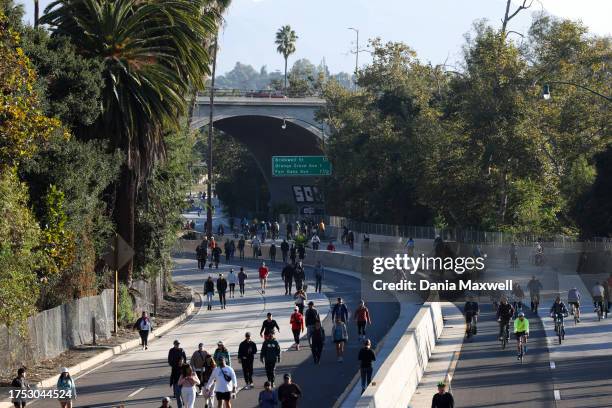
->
192;114;324;212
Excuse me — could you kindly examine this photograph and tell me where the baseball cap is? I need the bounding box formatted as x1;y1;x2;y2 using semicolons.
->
173;339;180;345
217;340;224;346
283;373;291;379
61;367;69;373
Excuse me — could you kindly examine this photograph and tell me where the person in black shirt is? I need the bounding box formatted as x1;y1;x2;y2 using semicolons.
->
281;239;290;263
432;381;454;408
310;321;325;364
281;263;295;295
277;373;302;408
358;339;376;393
11;367;29;408
294;262;305;292
216;274;227;309
167;340;187;408
237;332;258;389
260;313;281;337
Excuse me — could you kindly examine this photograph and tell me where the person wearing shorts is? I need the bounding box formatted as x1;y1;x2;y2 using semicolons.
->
332;317;348;362
205;358;237;408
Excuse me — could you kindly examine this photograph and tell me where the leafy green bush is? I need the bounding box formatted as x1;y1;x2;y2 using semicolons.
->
118;284;135;326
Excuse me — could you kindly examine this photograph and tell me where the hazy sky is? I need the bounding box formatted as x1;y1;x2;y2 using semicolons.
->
19;0;612;75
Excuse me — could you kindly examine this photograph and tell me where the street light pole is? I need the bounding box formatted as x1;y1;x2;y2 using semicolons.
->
542;81;612;102
348;27;359;87
206;35;218;240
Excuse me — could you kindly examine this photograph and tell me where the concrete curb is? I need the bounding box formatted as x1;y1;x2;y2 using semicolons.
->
1;292;196;408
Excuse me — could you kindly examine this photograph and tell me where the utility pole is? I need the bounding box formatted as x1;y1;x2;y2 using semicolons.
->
207;35;218;240
348;27;359;88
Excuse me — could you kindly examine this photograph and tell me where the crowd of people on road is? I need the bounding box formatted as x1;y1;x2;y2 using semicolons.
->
161;293;376;408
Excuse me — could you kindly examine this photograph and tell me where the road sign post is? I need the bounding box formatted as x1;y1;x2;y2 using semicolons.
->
272;156;332;177
102;234;134;335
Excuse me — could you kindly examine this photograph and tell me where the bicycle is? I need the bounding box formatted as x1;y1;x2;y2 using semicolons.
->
517;333;527;362
499;319;510;350
570;303;579;325
552;313;566;344
594;299;604;321
466;314;478;338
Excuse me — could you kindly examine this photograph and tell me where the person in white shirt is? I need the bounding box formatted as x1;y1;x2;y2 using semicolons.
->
310;234;321;250
133;311;153;350
592;282;607;317
206;358;237;408
227;269;238;298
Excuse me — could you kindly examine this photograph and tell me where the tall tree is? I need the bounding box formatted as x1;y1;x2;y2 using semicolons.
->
41;0;215;283
275;25;298;92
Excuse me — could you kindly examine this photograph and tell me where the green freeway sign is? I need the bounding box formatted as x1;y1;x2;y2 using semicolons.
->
272;156;332;177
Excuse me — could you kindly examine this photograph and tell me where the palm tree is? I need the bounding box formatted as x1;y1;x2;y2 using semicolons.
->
41;0;216;283
275;25;298;92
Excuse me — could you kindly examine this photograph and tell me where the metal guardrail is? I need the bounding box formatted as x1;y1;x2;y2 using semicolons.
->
279;213;612;249
198;88;321;99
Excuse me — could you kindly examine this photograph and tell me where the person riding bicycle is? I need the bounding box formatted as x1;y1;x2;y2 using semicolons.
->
511;282;525;316
567;287;582;322
549;296;569;320
527;276;543;313
464;297;480;336
497;296;515;341
592;282;606;318
513;312;529;359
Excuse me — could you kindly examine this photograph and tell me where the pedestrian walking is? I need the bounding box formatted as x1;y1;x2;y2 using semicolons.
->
227;269;238;298
159;396;172;408
269;243;277;263
11;367;29;408
297;244;305;261
431;381;454;408
178;365;200;408
310;234;321;250
358;339;376;393
238;332;257;389
205;276;215;310
289;244;297;264
56;368;77;408
190;343;210;395
326;241;335;251
213;341;231;367
260;313;281;338
294;262;305;292
205;358;237;408
168;340;187;408
238;236;246;260
212;245;222;269
310;321;325;364
304;301;320;345
286;223;293;240
258;382;278;408
252;236;261;259
281;263;294;295
217;274;228;309
229;239;235;260
224;239;231;262
289;306;305;350
259;262;269;294
133;311;153;350
331;297;349;323
293;290;307;315
281;239;289;263
277;374;302;408
260;332;281;387
347;230;355;250
314;261;324;293
197;241;207;270
354;300;372;342
332;317;348;362
238;267;248;297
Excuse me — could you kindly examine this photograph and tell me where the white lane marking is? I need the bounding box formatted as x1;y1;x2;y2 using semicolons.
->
550;361;556;369
554;390;561;400
128;387;145;398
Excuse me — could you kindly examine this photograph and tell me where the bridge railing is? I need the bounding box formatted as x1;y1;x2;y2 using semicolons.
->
198;88;321;99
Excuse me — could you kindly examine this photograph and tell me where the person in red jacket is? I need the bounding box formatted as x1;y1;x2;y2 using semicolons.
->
327;241;336;251
290;306;305;350
354;300;372;342
259;262;270;294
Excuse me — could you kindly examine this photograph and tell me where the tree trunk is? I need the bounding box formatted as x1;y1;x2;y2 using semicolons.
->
33;0;39;27
116;164;136;284
284;57;288;93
